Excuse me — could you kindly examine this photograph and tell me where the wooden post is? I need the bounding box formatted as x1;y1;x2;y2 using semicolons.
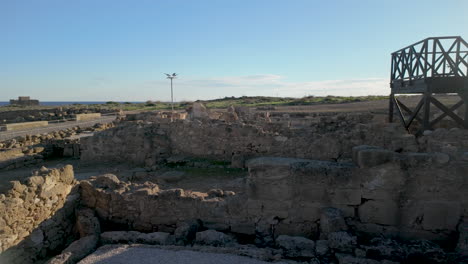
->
389;93;394;123
423;92;432;131
462;91;468;129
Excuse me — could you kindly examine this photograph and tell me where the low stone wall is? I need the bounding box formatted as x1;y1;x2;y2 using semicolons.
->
0;148;23;161
80;117;418;167
418;127;468;161
5;121;48;131
0;165;79;264
79;174;237;233
248;150;467;242
79;147;467;244
0;147;48;171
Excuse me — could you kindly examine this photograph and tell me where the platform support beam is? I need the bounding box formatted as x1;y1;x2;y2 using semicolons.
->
461;91;468;128
389;93;394;123
422;92;432;131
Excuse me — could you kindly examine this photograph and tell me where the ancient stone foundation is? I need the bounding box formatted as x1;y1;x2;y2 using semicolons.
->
78;149;467;243
1;108;467;263
80;115;419;167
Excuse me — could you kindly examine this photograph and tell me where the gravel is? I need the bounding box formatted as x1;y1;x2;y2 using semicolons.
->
79;245;285;264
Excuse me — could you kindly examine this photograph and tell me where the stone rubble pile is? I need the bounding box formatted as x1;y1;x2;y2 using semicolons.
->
0;107;117;125
0;123;115;170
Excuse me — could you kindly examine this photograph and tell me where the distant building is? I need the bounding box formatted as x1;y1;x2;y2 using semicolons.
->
9;96;40;106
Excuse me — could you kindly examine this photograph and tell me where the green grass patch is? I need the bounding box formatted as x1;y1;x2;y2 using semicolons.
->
0;95;389;113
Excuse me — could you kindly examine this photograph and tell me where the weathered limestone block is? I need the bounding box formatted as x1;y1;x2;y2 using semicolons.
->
293;159;359;191
358;200;399;226
174;220;204;245
194;230;236;247
335;254;380;264
0;148;24;161
100;231;141;244
457;220;468;256
75;113;101;121
360;163;405;200
101;231;175;246
247;157;297;201
188;102;210;120
328;231;357;253
353;145;398;168
76;208;101;237
94;174;120;189
289;202;322;222
138;232;175;245
421;201;461;231
315;240;329;256
220;111;239;123
47;235;98;264
329;188;361;205
320;207;348;239
0;165;77;264
276;235;315;258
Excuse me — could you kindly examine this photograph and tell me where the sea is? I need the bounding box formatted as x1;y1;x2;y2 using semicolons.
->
0;101;143;106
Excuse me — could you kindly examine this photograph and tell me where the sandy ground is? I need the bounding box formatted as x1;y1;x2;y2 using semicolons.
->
79;245;286;264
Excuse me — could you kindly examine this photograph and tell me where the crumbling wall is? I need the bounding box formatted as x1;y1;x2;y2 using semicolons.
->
80;117;417;166
0;123;114;171
79;148;467;244
418;127;468;161
248;150;467;243
0;147;48;171
79;174;238;233
0;165;79;264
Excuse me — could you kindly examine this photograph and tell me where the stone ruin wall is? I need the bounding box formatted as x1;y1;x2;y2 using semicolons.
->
0;165;79;264
80;113;420;167
1;110;467;263
78;147;467;246
0;123;115;171
0;149;466;262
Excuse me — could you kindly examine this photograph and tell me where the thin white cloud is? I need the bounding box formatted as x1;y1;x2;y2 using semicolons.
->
2;74;390;101
145;75;389;101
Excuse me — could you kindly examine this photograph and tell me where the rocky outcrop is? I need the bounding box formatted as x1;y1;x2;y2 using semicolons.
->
276;235;315;258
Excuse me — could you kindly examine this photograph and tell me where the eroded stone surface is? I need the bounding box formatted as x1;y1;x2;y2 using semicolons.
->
0;165;78;264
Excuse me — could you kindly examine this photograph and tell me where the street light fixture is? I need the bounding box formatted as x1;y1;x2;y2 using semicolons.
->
165;73;177;113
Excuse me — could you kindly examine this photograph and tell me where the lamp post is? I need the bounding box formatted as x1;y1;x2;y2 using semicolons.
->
165;73;177;113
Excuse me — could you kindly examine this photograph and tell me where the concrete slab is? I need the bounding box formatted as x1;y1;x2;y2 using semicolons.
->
76;113;101;121
5;121;48;131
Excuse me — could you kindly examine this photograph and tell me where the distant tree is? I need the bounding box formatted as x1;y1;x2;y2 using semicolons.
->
145;100;156;106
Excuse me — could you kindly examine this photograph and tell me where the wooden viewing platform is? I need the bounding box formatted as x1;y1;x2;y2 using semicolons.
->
389;36;468;132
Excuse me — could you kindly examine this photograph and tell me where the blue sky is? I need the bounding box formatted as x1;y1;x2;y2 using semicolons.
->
1;0;467;101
